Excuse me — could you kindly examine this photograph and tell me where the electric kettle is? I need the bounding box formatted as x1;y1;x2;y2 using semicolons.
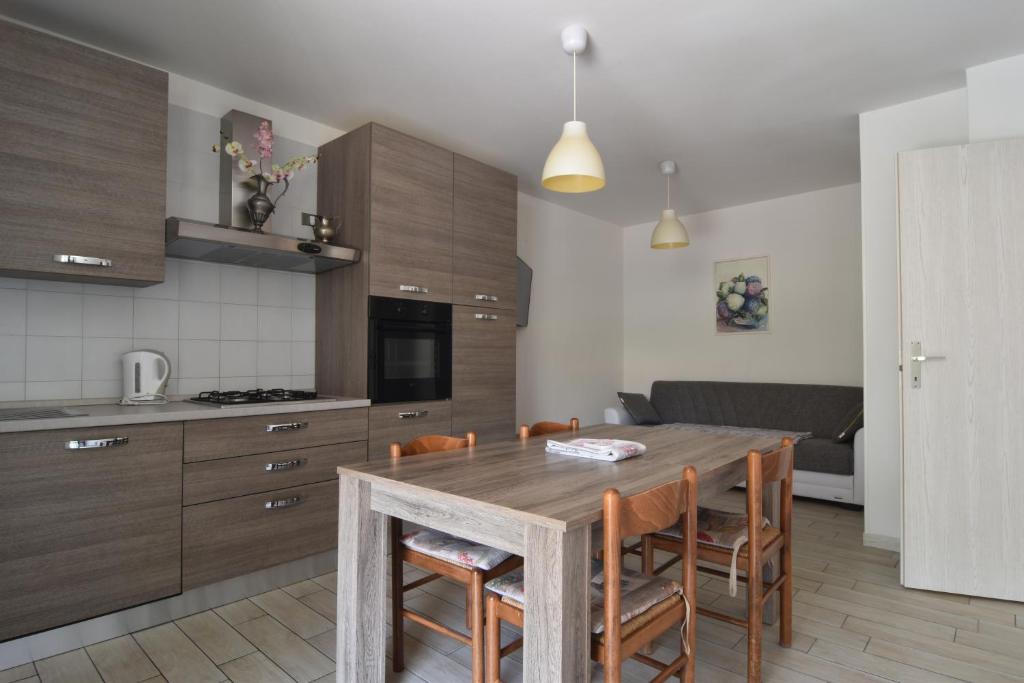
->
120;350;171;405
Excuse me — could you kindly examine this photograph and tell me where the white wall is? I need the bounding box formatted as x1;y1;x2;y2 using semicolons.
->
858;89;968;547
967;54;1024;142
516;193;624;427
621;184;862;392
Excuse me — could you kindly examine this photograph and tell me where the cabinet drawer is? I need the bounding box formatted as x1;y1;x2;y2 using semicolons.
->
0;423;182;641
184;441;367;505
184;408;368;462
182;480;337;590
368;400;452;459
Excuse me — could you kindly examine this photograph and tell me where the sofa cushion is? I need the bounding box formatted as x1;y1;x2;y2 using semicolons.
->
795;437;854;476
617;392;663;425
649;381;862;439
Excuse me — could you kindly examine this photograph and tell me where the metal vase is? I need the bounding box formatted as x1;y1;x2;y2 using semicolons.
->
246;177;276;232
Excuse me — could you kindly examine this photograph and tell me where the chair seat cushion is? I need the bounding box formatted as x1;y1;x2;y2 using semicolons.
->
485;561;683;634
400;528;512;571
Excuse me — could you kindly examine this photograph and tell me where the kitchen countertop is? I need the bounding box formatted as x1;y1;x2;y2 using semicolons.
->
0;397;370;434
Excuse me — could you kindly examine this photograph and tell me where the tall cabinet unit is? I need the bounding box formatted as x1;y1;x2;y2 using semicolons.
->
0;19;168;286
316;123;518;451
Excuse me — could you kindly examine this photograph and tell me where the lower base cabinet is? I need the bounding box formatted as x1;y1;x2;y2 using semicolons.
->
0;423;183;641
182;480;339;590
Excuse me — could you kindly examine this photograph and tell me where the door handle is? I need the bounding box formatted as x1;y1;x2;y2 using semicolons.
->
909;341;945;389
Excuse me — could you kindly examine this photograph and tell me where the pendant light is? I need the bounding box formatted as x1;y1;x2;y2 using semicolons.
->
542;24;606;193
650;161;690;249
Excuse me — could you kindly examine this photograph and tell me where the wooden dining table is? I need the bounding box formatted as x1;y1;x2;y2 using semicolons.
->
335;423;788;682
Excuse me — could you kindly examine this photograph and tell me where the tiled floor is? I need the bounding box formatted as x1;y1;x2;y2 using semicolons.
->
4;493;1024;682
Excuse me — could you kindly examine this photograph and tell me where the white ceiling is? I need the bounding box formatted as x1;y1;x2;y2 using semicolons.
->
3;0;1024;226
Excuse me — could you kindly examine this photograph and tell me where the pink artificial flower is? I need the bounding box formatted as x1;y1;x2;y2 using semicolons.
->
254;120;273;159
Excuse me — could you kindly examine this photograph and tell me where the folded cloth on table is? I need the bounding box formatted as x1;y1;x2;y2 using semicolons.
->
545;438;647;462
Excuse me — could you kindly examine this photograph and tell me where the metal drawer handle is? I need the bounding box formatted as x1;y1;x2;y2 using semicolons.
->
54;254;112;268
265;421;308;433
264;496;302;510
398;410;429;419
474;294;498;302
399;284;429;294
265;458;304;472
65;437;128;450
475;313;498;321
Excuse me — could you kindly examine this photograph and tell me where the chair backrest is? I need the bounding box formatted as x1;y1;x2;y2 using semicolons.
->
518;417;580;439
601;466;698;655
745;436;795;566
390;432;477;458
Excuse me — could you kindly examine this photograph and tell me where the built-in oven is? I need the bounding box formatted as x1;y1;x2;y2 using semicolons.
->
368;296;452;404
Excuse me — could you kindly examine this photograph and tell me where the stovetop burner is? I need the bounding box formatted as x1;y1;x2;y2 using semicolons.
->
190;388;318;405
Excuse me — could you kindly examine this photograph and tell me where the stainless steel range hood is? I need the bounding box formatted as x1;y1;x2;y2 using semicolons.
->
165;218;360;273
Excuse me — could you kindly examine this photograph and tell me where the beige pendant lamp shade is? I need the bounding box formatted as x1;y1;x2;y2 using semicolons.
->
542;25;605;193
650;161;690;249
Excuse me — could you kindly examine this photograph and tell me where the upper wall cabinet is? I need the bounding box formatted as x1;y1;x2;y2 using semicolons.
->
369;125;454;302
453;155;517;310
0;20;168;286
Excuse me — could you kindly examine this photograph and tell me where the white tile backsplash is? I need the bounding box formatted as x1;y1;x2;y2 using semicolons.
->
26;336;82;382
0;104;321;402
26;291;82;337
83;294;133;338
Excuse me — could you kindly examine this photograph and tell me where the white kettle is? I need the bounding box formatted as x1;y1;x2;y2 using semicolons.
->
120;350;171;405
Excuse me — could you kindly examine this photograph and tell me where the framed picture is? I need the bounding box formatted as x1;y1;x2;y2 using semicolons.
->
714;256;770;334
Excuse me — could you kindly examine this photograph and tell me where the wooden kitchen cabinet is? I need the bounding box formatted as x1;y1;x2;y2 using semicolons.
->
368;399;453;459
0;19;168;286
451;306;516;443
453;154;518;310
369;124;454;302
0;423;182;641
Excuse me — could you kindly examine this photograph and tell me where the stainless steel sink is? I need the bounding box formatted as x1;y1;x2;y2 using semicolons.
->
0;407;86;421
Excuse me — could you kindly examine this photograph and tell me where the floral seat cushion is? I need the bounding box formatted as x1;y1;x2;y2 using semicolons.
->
401;528;512;571
653;507;770;596
485;559;686;634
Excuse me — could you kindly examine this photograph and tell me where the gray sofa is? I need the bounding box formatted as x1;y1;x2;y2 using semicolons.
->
605;381;864;505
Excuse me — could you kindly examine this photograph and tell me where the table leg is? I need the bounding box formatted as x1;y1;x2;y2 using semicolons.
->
336;476;387;682
523;523;591;682
762;479;780;625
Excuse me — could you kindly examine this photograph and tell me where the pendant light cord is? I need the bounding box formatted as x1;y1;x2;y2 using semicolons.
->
666;174;671;209
572;51;577;121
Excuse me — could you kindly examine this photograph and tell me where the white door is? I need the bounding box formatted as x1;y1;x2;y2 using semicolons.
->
898;139;1024;601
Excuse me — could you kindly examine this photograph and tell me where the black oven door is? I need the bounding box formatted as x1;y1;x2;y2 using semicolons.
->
368;319;452;403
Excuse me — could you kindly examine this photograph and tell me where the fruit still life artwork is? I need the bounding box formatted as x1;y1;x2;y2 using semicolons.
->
715;256;770;333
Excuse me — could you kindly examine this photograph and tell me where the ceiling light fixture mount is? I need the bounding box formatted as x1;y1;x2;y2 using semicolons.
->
541;24;606;194
650;160;690;249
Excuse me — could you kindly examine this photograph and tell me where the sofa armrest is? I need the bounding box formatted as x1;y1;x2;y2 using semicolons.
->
852;427;865;505
604;406;636;425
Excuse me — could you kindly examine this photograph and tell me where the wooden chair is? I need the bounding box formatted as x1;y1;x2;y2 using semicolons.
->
484;467;698;683
643;437;794;682
389;432;523;683
517;417;580;439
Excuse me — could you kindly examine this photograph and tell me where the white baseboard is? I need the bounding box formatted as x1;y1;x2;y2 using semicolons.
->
0;550;337;671
862;532;900;552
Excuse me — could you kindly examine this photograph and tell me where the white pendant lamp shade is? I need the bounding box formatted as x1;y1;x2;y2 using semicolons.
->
650;161;690;249
651;209;690;249
542;121;605;193
542;25;605;193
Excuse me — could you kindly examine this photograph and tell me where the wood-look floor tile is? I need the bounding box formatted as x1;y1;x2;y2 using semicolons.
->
233;616;333;683
817;583;979;631
312;573;336;593
299;590;336;622
214;599;266;627
791;616;868;651
282;580;322;599
132;623;225;683
806;640;961;683
34;650;102;683
0;663;37;683
757;641;888;683
176;611;256;665
398;633;473;683
797;590;956;640
218;652;291;683
140;678;166;683
250;590;333;639
306;629;335;661
85;635;159;683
